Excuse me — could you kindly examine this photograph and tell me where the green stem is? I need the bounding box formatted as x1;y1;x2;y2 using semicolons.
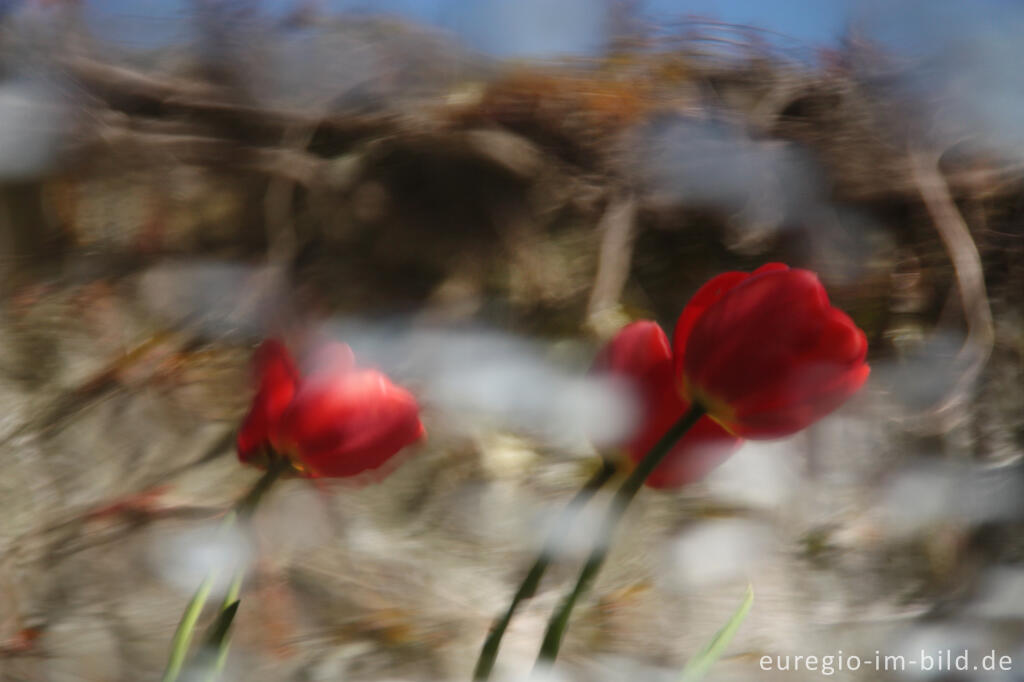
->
472;458;618;681
160;456;287;682
235;456;289;520
535;405;706;666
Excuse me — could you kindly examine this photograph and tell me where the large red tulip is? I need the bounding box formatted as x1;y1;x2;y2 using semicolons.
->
594;321;742;489
674;263;869;438
237;339;425;478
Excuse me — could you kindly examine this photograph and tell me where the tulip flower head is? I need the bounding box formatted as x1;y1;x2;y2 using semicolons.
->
595;264;869;487
237;339;425;479
594;321;742;489
675;263;869;438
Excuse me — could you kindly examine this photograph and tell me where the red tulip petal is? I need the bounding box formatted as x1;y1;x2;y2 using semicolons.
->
594;321;742;489
725;362;870;438
752;262;791;275
672;271;753;380
619;364;738;488
680;266;869;438
683;268;830;406
276;369;425;478
671;265;790;372
237;340;300;463
814;306;868;365
721;294;868;436
594;320;673;379
253;340;301;408
593;322;677;458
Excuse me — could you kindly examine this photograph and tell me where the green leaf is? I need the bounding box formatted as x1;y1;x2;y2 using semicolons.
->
203;600;240;650
160;460;285;682
194;574;245;682
183;598;242;682
680;584;753;682
161;573;217;682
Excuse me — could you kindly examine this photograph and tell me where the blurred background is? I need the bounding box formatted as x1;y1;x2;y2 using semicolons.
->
1;1;1023;680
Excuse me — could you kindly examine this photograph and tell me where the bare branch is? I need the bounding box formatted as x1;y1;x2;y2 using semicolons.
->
586;192;637;335
906;145;995;425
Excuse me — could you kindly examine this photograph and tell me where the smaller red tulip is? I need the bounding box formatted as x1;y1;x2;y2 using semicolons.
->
237;339;425;479
594;321;742;489
674;264;869;438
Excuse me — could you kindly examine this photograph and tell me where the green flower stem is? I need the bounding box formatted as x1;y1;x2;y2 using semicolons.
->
535;405;706;667
160;456;288;682
472;458;618;681
235;456;289;520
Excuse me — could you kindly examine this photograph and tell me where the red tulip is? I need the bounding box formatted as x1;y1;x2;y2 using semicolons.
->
237;339;425;478
674;263;869;438
594;321;742;489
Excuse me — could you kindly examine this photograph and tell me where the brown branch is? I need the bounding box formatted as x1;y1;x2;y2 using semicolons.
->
906;145;995;425
77;125;333;186
586;191;637;334
62;56;398;140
